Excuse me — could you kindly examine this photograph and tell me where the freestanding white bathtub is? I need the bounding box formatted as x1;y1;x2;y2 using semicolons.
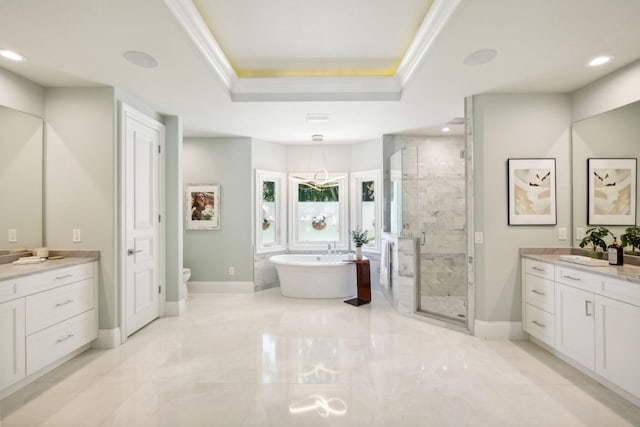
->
269;254;357;298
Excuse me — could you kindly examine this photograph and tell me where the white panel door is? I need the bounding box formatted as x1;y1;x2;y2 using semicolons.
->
555;283;595;370
0;298;25;390
595;295;640;398
123;105;164;337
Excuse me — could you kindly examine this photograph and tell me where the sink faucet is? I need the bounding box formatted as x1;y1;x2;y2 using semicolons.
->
327;243;332;255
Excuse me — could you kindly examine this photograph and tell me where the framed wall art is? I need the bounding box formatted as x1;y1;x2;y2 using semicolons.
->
507;158;557;225
186;183;220;230
588;158;636;225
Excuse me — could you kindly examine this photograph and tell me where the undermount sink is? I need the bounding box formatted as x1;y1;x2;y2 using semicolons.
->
558;255;609;267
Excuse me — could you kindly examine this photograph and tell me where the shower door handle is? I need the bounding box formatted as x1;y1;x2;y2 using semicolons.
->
421;232;426;246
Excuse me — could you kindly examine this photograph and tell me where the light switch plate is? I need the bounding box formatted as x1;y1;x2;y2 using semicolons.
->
474;231;483;244
8;229;17;243
72;229;81;243
558;227;567;240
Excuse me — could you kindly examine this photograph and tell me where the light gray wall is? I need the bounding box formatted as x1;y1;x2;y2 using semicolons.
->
0;66;44;117
164;116;184;301
252;139;286;171
286;144;352;172
473;94;572;322
44;87;118;329
183;137;253;282
351;138;383;171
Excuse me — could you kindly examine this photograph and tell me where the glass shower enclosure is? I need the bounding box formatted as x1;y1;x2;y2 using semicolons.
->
388;135;469;328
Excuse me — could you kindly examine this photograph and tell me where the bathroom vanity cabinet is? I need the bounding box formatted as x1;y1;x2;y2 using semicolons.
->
0;259;98;397
522;256;640;405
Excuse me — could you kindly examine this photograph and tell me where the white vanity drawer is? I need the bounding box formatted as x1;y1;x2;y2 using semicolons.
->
600;277;640;307
26;263;93;295
0;277;24;304
523;259;554;280
25;278;94;335
525;274;555;313
525;303;555;347
555;265;598;292
26;309;96;375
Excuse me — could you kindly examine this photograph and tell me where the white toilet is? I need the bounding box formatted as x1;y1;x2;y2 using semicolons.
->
182;268;191;299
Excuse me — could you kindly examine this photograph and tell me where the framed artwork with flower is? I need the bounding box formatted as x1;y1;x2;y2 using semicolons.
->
588;158;636;225
507;158;557;225
186;183;220;230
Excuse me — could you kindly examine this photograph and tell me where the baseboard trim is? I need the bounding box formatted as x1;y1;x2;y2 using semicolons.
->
94;327;122;349
188;281;254;293
164;299;187;316
474;320;526;340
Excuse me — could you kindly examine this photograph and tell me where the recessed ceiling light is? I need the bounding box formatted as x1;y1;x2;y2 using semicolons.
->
0;49;24;61
442;127;451;132
123;50;158;68
311;134;324;142
463;49;497;66
587;55;613;67
306;113;330;124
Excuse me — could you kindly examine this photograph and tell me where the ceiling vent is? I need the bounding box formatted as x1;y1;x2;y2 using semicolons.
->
306;114;330;124
311;134;324;142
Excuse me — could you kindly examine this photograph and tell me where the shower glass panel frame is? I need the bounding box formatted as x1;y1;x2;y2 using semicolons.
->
397;136;469;327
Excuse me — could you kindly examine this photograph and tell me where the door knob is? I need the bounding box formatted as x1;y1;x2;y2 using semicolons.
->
127;249;142;256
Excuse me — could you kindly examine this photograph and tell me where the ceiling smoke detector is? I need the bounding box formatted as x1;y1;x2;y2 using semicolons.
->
311;134;324;142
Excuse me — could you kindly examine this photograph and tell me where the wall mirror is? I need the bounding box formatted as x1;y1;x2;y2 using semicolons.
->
389;149;403;236
288;171;348;252
255;169;287;253
572;100;640;243
350;169;381;253
0;105;43;255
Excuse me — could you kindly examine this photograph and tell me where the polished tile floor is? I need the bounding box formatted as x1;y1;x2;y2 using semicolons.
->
2;289;640;426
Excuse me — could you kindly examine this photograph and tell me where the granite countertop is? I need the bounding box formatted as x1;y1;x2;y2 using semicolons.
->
521;248;640;285
0;251;99;281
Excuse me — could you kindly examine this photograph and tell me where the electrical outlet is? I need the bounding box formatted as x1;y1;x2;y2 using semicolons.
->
72;229;81;243
8;229;17;243
576;227;585;240
228;266;235;276
558;227;567;240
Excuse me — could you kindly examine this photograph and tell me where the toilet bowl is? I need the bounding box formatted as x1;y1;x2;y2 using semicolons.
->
182;268;191;299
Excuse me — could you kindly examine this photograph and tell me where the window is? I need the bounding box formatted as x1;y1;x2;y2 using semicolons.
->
351;170;381;253
256;170;286;253
288;172;348;251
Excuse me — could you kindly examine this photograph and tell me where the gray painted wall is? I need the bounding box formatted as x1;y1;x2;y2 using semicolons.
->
183;137;253;282
45;87;118;329
164;116;184;302
473;94;572;322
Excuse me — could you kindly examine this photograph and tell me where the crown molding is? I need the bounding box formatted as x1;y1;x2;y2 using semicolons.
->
165;0;461;102
164;0;236;88
230;76;402;102
396;0;463;87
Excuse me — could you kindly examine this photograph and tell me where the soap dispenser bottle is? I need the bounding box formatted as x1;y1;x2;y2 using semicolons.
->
608;237;624;266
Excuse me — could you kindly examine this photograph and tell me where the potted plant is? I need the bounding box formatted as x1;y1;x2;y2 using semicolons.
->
620;226;640;255
578;226;613;256
351;227;370;260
